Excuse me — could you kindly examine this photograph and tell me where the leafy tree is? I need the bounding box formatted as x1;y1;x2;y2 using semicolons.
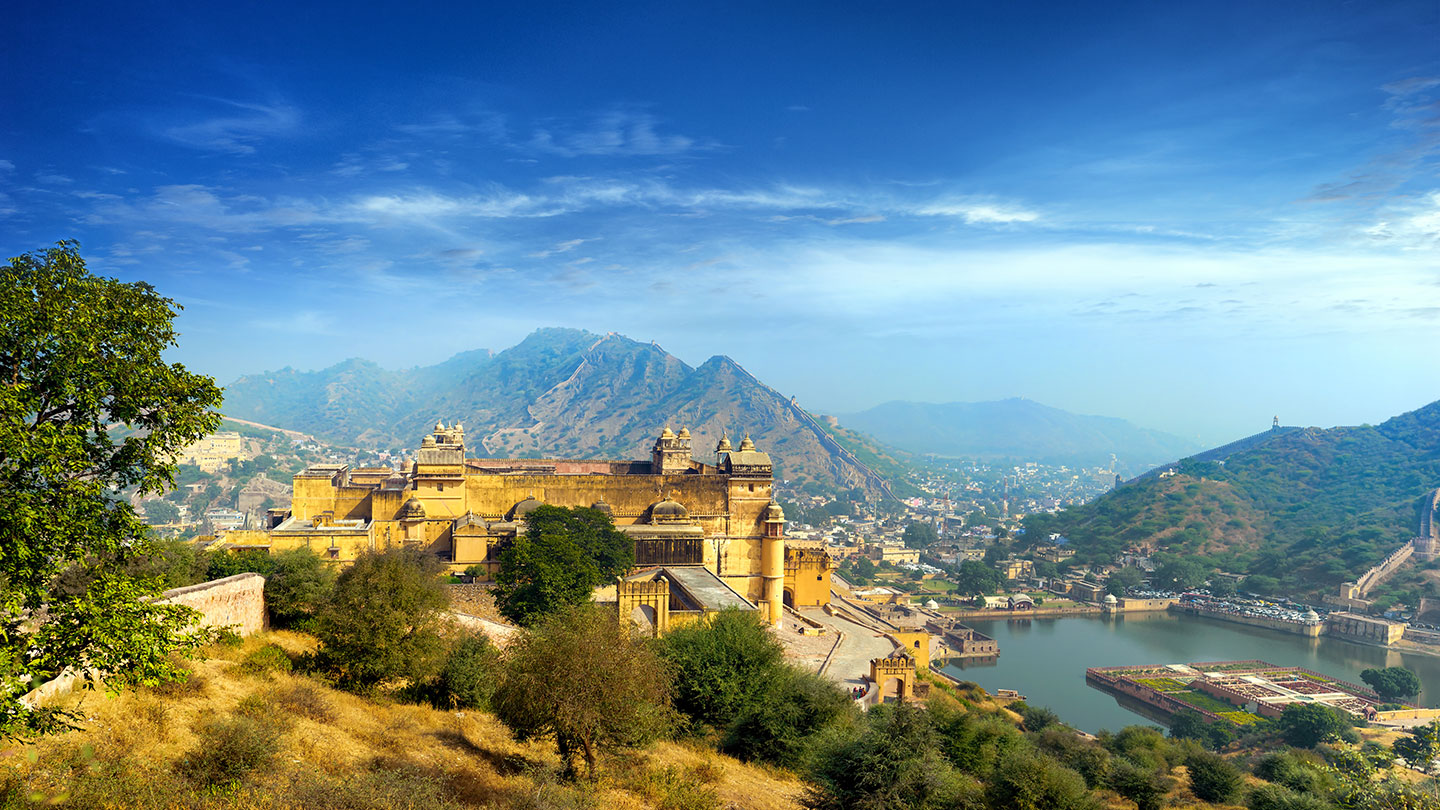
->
433;633;503;711
1032;727;1111;789
143;499;181;525
1392;720;1440;773
1186;749;1241;803
493;604;671;779
1360;666;1421;701
1210;577;1238;597
493;505;633;625
264;548;335;628
721;666;854;769
806;702;976;810
313;548;450;690
985;749;1099;810
1153;558;1207;591
1106;567;1144;596
1014;701;1061;732
850;557;878;581
954;559;1001;596
1106;757;1169;810
902;522;939;549
658;608;784;730
1277;703;1347;748
1246;574;1282;595
0;242;223;738
124;537;213;590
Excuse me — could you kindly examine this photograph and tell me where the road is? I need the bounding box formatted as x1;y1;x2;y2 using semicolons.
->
799;604;897;691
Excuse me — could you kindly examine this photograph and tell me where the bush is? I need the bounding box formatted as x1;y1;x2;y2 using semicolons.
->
1247;783;1331;810
1014;701;1061;732
806;702;979;810
1106;757;1170;810
177;715;281;787
240;642;294;675
658;608;784;731
1033;727;1111;788
721;666;853;768
985;749;1099;810
314;548;450;690
435;633;503;710
265;547;336;628
1187;750;1241;803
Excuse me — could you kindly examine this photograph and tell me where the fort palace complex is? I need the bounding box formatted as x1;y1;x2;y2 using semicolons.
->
227;423;834;631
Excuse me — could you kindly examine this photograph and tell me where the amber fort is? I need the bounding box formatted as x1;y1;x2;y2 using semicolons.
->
226;422;835;632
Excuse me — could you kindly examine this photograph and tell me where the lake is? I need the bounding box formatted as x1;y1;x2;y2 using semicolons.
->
939;611;1440;733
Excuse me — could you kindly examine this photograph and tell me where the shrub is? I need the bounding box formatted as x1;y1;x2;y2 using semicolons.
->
1033;727;1111;788
806;702;979;810
272;681;334;722
435;633;503;710
314;548;450;690
721;666;853;768
985;749;1099;810
240;642;294;675
1187;750;1241;803
1014;701;1061;732
658;608;784;731
1106;757;1170;810
177;715;281;787
1247;783;1331;810
1277;703;1348;748
265;547;336;628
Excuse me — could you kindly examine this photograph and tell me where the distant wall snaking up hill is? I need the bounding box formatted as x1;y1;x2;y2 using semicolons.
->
223;328;896;498
1024;400;1440;595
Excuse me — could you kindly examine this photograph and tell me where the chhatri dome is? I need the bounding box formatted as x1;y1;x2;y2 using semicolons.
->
739;433;756;452
716;432;734;453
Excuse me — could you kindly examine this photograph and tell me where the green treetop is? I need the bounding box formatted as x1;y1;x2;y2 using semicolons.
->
0;242;224;738
493;505;634;626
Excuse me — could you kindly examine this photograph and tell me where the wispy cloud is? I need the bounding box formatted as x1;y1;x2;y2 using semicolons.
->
527;109;712;157
528;237;598;258
1307;76;1440;203
157;99;299;154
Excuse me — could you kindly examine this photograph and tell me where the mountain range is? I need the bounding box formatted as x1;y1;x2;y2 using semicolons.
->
1025;400;1440;596
222;329;896;497
836;399;1200;470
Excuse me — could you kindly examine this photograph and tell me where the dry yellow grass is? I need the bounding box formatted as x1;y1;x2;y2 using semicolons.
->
0;632;807;810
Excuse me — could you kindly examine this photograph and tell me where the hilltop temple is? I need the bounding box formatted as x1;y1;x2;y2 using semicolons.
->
229;422;833;629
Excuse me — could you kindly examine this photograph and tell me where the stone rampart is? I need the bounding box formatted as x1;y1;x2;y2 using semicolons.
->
22;574;266;709
159;573;267;636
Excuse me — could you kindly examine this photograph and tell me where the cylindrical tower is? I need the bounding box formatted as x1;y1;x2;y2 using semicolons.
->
762;500;786;624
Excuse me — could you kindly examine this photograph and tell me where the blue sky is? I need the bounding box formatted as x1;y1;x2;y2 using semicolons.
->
3;0;1438;445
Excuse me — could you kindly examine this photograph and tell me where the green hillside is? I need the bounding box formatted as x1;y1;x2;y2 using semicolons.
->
1024;401;1440;598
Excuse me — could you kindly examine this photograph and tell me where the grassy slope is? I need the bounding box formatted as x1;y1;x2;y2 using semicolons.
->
1026;402;1440;595
4;632;805;810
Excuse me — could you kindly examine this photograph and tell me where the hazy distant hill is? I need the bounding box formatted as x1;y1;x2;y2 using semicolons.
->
1024;400;1440;596
836;398;1200;470
223;329;897;497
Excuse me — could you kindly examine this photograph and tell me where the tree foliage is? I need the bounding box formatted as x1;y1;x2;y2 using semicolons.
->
0;242;223;738
806;702;977;810
1186;749;1241;803
721;666;853;769
1277;703;1348;748
493;604;671;779
493;505;634;626
263;548;336;628
657;608;784;730
1360;666;1421;701
903;522;939;549
313;548;450;690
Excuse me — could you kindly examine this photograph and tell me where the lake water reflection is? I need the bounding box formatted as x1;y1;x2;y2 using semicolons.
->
939;611;1440;734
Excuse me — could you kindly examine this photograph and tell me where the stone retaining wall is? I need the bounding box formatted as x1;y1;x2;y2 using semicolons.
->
160;573;267;637
22;573;267;708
